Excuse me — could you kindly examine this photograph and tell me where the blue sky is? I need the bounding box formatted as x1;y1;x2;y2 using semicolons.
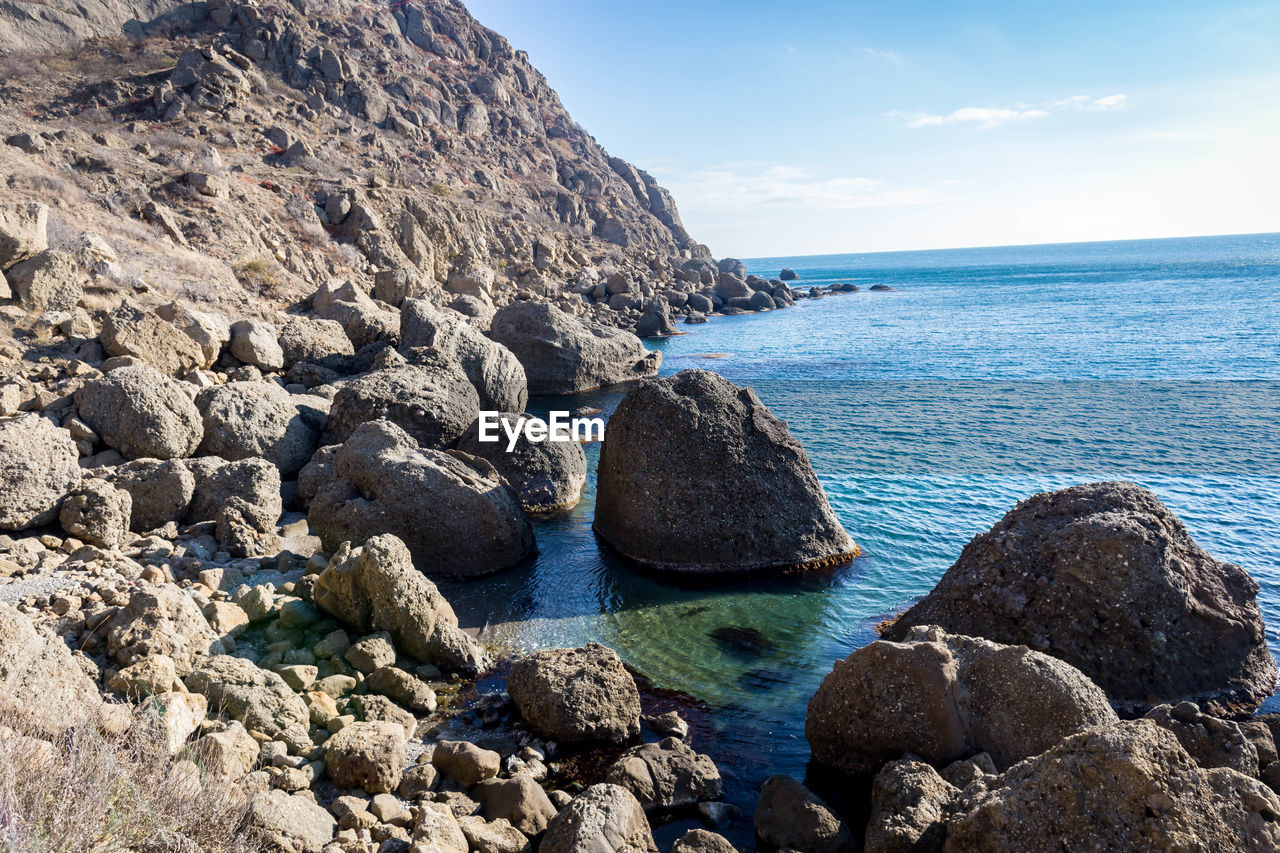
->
466;0;1280;256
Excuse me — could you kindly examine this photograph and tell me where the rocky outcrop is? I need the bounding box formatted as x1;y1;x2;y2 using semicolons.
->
540;784;656;853
195;381;322;477
455;413;588;512
307;419;535;577
595;370;858;574
325;362;479;450
507;643;641;744
490;301;661;394
0;603;100;734
806;626;1117;776
400;299;527;412
945;720;1280;851
312;534;489;675
0;413;81;530
77;365;203;460
885;482;1277;715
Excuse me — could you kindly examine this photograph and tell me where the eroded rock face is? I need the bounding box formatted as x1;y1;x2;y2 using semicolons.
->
507;643;641;745
308;419;535;577
540;783;657;853
945;720;1280;852
806;626;1117;776
400;299;527;412
455;413;587;512
490;301;661;395
885;481;1277;715
0;413;81;530
594;369;857;574
0;603;100;734
312;534;490;675
196;381;321;477
325;362;479;450
78;365;203;459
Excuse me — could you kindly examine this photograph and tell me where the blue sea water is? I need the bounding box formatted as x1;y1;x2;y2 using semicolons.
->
438;233;1280;820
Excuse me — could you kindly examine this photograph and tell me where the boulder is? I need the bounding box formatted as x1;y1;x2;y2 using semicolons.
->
1144;701;1259;774
0;603;100;734
107;584;224;676
365;665;436;713
186;456;282;525
507;643;641;744
945;720;1280;851
716;258;748;278
0;201;47;267
325;362;479;450
414;802;469;853
308;420;535;578
156;303;230;369
806;626;1118;775
313;534;489;675
885;481;1277;715
672;830;737;853
99;301;205;377
7;249;82;312
196;381;321;477
446;263;495;299
864;759;958;853
633;297;676;338
311;279;400;350
748;290;775;311
277;316;354;368
194;720;259;778
215;495;280;557
713;274;750;300
458;816;530;853
594;370;857;574
78;365;203;459
184;655;310;738
474;775;558;835
455;414;588;512
325;720;406;794
433;739;501;787
754;775;854;853
0;413;80;530
229;319;285;372
246;789;335;853
605;737;722;812
540;784;656;853
400;298;528;412
779;268;798;280
58;478;131;548
104;458;195;531
490;301;661;394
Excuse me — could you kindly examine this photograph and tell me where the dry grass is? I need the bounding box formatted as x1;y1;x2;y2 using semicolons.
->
0;700;263;853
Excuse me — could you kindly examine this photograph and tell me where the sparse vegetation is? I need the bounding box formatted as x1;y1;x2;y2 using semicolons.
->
234;257;281;296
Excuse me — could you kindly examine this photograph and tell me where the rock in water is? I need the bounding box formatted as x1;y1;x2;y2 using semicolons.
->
605;737;723;811
489;301;661;394
754;775;855;853
945;720;1280;851
633;297;677;338
594;369;857;574
0;413;81;530
312;534;490;676
507;643;641;744
884;481;1277;715
307;419;535;577
455;413;588;512
805;625;1117;775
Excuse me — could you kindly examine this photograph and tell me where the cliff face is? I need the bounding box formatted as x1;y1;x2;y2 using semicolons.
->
0;0;714;324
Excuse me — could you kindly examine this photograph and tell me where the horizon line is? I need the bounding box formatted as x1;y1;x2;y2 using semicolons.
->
736;229;1280;263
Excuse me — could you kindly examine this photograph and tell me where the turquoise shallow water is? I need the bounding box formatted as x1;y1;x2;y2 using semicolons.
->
438;232;1280;814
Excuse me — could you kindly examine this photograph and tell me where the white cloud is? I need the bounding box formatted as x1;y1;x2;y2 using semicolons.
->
659;163;950;212
859;46;905;65
895;93;1127;130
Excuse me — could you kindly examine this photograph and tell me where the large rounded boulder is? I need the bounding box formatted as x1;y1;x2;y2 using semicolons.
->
806;626;1117;776
0;413;81;530
885;481;1277;715
594;369;857;574
307;419;534;577
400;299;527;413
507;643;642;745
195;381;323;477
455;413;588;512
325;362;478;450
489;301;661;395
77;365;202;459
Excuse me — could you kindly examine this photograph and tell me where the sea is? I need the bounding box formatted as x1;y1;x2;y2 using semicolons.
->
436;232;1280;825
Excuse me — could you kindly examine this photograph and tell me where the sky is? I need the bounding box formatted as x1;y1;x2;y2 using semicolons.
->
463;0;1280;257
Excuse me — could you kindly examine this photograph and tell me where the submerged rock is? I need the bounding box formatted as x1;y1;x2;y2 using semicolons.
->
307;419;535;577
594;369;857;574
885;481;1277;715
490;301;661;394
507;643;641;744
806;625;1117;775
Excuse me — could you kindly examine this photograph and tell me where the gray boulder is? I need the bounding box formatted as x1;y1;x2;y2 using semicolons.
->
308;420;534;577
540;784;656;853
277;315;354;368
400;299;527;412
103;458;195;531
311;280;400;350
107;584;224;676
754;775;854;853
885;481;1277;715
8;249;82;312
325;720;406;794
314;534;489;675
99;301;205;377
455;414;588;512
155;303;229;369
77;365;203;459
605;737;722;812
325;362;479;450
490;301;661;395
0;603;100;734
633;297;676;338
229;319;285;372
0;202;47;267
507;643;641;744
0;413;81;530
594;370;857;574
196;381;321;477
184;655;310;738
59;478;131;548
806;626;1117;775
473;775;557;835
246;789;335;853
186;456;282;525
